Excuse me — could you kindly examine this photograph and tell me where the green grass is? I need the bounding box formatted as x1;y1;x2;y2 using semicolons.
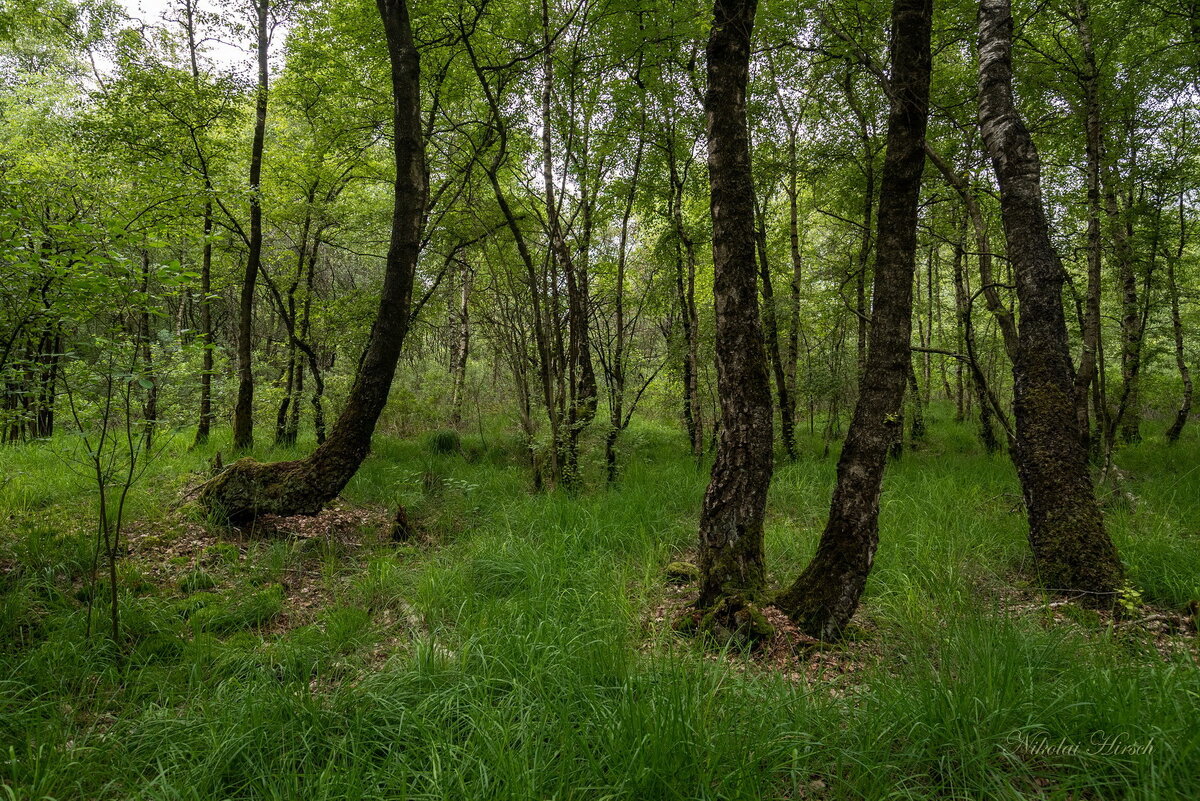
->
0;411;1198;799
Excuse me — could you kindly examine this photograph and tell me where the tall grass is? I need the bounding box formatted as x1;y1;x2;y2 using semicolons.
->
0;412;1197;799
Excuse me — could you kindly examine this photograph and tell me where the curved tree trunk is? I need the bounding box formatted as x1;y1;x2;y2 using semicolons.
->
200;0;426;523
975;0;1122;600
695;0;775;610
776;0;932;640
232;0;270;452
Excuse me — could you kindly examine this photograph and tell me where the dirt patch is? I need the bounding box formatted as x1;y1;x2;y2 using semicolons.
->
234;505;390;543
124;504;390;633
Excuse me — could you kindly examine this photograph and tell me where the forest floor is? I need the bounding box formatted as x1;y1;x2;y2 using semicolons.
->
2;409;1199;799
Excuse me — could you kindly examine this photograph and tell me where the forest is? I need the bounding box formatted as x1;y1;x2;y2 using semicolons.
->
1;0;1199;795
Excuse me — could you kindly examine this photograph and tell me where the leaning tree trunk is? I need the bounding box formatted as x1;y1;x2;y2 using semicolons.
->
200;0;426;523
776;0;932;641
975;0;1122;599
695;0;775;611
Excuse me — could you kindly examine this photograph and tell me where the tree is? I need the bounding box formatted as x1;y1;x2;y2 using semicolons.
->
199;0;426;522
776;0;933;640
1165;185;1193;444
231;0;275;451
975;0;1123;600
695;0;774;614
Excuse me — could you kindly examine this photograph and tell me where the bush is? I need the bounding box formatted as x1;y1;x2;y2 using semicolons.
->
427;429;462;455
179;569;218;593
189;585;283;634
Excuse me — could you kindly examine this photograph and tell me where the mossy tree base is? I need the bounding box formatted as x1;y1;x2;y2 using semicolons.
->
198;457;333;525
673;594;774;650
774;0;932;644
977;0;1123;606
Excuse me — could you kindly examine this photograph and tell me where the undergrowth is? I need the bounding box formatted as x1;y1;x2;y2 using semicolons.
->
0;410;1197;799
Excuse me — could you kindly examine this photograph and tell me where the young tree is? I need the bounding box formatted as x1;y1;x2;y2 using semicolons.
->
975;0;1123;599
1166;187;1193;444
199;0;426;522
776;0;933;640
231;0;275;451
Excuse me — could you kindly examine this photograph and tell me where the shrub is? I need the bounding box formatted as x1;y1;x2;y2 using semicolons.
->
427;429;462;455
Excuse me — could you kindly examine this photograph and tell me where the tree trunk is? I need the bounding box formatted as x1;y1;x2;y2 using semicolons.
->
200;0;426;523
541;0;597;488
289;350;303;439
195;198;214;445
777;0;932;640
1072;0;1103;454
276;199;313;446
1107;180;1141;444
785;131;804;441
232;0;270;452
845;70;877;381
301;232;327;444
275;349;295;445
1166;189;1192;443
754;193;798;461
668;146;704;463
924;145;1018;362
449;258;471;429
907;356;925;444
856;176;872;378
696;0;774;609
463;29;561;487
1101;209;1155;471
975;0;1122;600
951;217;1002;453
140;250;158;448
605;126;644;482
182;0;216;448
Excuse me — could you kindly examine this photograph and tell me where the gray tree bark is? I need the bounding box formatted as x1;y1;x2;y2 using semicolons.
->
777;0;933;640
976;0;1123;600
696;0;775;610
